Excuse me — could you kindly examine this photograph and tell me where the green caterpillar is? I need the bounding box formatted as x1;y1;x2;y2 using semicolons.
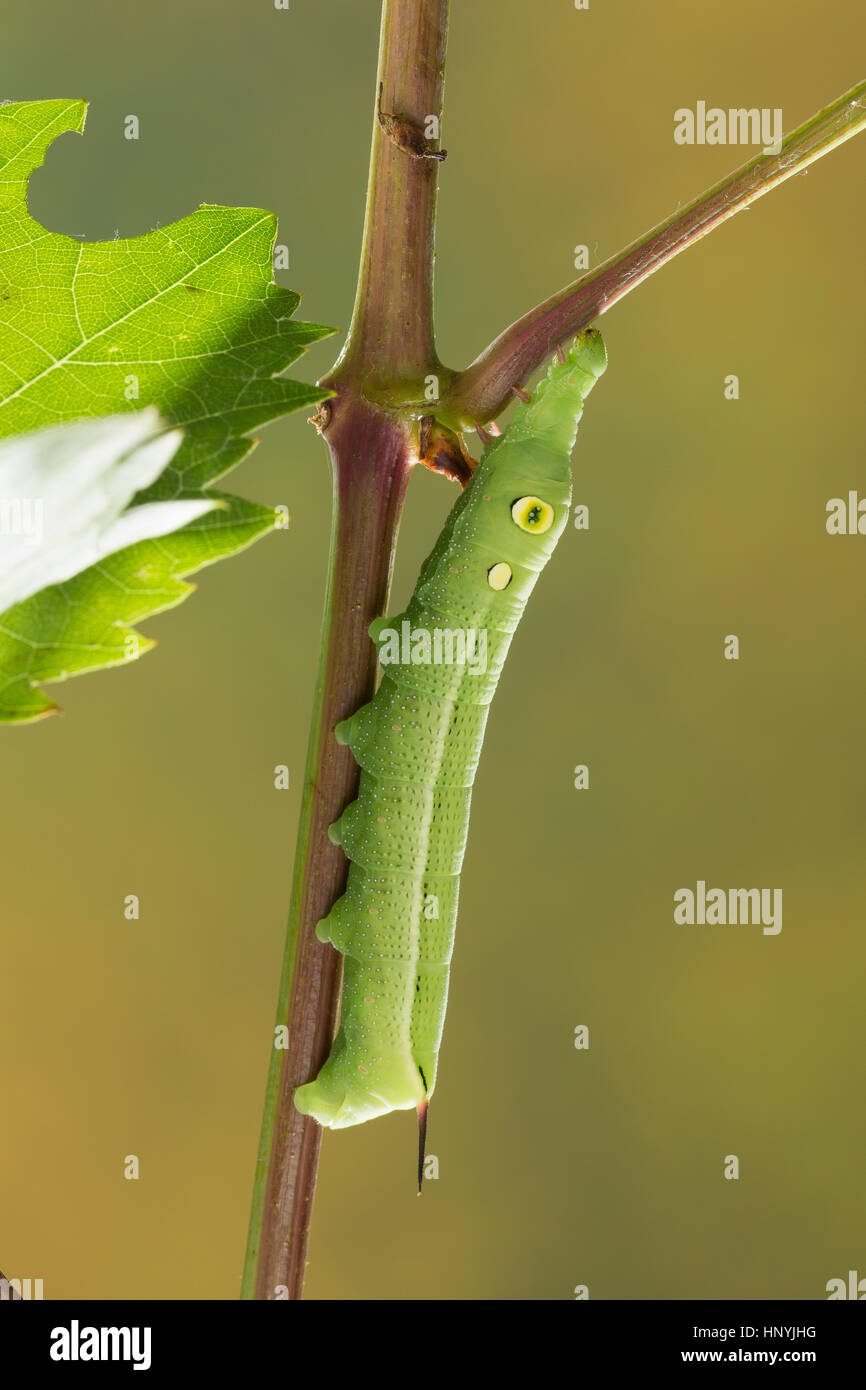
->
294;329;607;1160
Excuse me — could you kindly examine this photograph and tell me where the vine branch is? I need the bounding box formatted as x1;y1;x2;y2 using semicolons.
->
444;79;866;425
242;0;450;1302
325;0;451;397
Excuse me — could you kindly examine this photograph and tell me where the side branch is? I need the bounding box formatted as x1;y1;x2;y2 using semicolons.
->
444;79;866;425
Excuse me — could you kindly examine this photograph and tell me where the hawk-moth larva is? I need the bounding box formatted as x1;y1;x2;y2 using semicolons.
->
294;329;607;1165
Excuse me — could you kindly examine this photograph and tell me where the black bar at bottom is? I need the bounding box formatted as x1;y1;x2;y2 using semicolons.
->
0;1298;861;1374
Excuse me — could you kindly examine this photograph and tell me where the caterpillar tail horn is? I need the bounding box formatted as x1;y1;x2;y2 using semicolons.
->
417;1099;429;1196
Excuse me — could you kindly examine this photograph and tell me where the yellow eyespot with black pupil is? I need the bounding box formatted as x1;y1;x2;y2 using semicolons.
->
511;496;554;534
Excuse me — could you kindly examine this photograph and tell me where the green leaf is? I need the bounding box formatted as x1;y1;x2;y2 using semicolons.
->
0;99;335;723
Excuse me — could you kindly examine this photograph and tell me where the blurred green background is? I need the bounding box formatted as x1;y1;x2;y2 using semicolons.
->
2;0;865;1300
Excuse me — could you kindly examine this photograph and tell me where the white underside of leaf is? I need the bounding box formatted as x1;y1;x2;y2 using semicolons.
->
0;409;216;613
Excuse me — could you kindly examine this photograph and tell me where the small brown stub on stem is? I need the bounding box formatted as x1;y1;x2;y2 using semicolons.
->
378;83;447;161
418;416;475;487
308;401;332;435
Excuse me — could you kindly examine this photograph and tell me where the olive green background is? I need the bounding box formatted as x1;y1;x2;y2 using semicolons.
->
2;0;864;1300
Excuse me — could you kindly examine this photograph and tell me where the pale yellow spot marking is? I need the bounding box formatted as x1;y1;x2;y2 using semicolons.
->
487;562;512;590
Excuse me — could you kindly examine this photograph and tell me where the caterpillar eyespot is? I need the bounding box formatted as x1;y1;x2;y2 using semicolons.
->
511;495;554;534
486;561;513;590
293;327;608;1152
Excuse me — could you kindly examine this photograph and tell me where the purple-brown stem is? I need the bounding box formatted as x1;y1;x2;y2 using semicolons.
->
245;399;413;1301
243;0;450;1302
326;0;451;398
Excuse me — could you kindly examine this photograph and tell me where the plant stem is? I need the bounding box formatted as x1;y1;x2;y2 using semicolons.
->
444;79;866;425
242;400;413;1301
242;0;450;1302
327;0;451;399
